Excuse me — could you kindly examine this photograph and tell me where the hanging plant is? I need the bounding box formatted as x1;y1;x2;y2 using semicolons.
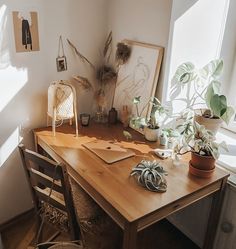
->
130;160;168;192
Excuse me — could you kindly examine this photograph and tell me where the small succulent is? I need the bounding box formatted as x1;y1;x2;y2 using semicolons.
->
130;160;168;192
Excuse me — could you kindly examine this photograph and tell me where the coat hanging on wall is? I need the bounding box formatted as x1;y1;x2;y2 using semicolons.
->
56;36;67;72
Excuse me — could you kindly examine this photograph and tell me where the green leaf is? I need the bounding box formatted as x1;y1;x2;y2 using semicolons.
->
205;83;214;109
212;80;221;93
210;94;227;117
172;62;195;84
201;59;223;79
218;141;228;152
133;96;141;104
221;106;235;125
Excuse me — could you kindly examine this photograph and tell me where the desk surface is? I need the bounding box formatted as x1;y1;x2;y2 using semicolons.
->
34;123;229;225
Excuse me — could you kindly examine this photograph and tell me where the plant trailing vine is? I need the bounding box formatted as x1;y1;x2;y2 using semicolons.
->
130;160;168;192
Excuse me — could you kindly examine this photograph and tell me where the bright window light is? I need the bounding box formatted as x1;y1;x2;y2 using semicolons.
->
0;4;28;113
216;130;236;173
0;127;23;167
165;0;230;115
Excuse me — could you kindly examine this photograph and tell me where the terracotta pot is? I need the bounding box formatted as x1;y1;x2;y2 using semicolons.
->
194;109;222;136
189;162;215;178
144;127;159;142
190;152;215;170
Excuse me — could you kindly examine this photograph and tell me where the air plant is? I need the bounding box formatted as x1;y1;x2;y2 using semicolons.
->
130;160;168;192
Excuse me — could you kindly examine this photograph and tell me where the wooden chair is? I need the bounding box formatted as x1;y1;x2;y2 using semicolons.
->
18;144;80;243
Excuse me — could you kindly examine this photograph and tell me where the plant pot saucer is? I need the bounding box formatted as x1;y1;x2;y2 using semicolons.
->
189;161;215;178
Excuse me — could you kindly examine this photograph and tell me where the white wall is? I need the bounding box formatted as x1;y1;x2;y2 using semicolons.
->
107;0;173;100
0;0;107;224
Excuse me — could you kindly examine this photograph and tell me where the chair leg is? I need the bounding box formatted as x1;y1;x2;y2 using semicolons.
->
45;231;61;243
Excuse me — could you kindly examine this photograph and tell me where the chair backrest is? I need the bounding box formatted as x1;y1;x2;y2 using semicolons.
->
18;144;79;240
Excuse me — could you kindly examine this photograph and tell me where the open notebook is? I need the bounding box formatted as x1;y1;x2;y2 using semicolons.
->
82;140;135;164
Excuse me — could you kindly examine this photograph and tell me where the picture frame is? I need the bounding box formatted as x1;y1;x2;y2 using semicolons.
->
56;56;67;72
113;40;164;128
12;11;40;52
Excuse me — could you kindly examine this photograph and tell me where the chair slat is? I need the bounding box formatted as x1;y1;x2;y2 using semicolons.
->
29;168;63;193
34;186;66;211
24;149;63;179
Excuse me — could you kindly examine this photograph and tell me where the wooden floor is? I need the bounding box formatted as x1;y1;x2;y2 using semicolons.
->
1;212;200;249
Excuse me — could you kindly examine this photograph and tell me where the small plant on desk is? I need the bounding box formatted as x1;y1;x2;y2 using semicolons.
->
130;96;169;142
174;120;228;177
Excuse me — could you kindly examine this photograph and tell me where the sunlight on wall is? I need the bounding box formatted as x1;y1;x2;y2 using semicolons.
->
0;66;28;112
165;0;229;115
0;4;28;113
0;127;23;167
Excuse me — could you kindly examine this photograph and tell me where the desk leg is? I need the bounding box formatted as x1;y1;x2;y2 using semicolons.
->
123;222;138;249
203;178;227;249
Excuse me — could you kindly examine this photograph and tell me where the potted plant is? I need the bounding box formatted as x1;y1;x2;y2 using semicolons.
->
130;96;168;142
174;120;228;177
161;128;180;148
172;59;235;135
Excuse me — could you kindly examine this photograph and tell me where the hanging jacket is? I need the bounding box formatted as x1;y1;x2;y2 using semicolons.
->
22;19;32;50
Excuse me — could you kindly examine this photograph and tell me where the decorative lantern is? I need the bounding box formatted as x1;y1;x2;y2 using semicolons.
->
47;80;78;136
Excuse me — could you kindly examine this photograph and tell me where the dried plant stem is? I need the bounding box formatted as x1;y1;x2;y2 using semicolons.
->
103;31;112;61
67;39;95;69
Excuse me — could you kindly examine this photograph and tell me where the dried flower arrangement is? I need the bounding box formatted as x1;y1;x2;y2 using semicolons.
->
96;65;117;85
115;42;131;65
67;32;132;120
72;75;93;91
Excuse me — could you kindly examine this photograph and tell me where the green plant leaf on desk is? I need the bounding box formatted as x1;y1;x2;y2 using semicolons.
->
123;130;132;140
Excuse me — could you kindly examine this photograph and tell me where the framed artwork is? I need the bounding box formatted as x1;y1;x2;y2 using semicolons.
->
56;56;67;72
113;40;164;124
12;11;40;52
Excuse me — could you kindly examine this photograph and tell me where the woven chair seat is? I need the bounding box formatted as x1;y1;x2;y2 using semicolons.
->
37;241;83;249
49;243;82;249
69;178;122;249
37;186;69;232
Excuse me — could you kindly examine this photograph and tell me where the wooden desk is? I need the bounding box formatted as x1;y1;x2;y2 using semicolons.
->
34;123;229;249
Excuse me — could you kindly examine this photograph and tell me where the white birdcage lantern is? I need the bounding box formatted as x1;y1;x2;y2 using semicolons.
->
47;80;78;136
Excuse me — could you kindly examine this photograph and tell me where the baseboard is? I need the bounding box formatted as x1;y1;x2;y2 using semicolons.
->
167;216;202;248
0;208;34;232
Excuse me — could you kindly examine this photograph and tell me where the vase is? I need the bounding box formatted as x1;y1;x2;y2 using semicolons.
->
120;105;130;127
144;127;159;142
